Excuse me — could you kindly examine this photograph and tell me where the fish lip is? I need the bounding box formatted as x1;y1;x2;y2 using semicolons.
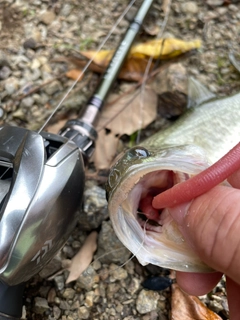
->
108;146;213;272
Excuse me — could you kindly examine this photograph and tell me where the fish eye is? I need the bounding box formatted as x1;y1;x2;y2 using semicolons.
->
127;147;150;159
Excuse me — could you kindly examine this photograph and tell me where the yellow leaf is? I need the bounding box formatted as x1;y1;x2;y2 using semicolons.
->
80;38;201;67
129;38;201;60
80;49;114;67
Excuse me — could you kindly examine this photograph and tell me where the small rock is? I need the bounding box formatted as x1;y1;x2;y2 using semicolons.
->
80;181;108;230
136;289;159;314
33;297;49;314
12;109;25;120
109;263;128;282
76;265;99;291
206;0;224;5
39;11;56;25
31;58;41;69
54;275;65;291
53;305;61;319
48;288;57;304
59;300;70;310
20;96;34;108
0;66;11;80
181;1;198;14
62;288;75;300
60;4;73;16
85;291;95;307
44;80;62;95
0;51;10;68
4;77;19;94
23;38;37;49
127;278;141;295
78;306;89;319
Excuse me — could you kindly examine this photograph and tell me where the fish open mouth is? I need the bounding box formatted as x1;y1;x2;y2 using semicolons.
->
131;170;190;233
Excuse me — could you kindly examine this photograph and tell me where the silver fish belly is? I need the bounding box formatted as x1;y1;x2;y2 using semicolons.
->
106;92;240;272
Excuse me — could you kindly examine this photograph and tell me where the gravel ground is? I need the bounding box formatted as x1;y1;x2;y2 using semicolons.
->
0;1;240;319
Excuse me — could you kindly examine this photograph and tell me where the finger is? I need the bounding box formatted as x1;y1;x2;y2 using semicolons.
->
169;186;240;284
176;271;222;296
226;277;240;320
228;168;240;189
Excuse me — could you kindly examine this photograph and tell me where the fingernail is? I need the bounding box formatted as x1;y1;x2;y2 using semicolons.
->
167;202;192;225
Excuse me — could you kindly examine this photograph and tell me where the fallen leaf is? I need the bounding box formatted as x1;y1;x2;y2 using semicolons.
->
69;38;201;82
66;231;98;284
130;38;201;60
80;38;201;63
65;68;84;81
92;86;157;169
171;283;223;320
93;129;121;170
97;85;157;135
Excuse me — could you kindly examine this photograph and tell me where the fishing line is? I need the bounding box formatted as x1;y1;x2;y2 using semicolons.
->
136;0;172;144
84;219;149;279
116;218;148;269
38;0;137;133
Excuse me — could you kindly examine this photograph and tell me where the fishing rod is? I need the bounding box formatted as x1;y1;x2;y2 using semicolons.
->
0;1;154;319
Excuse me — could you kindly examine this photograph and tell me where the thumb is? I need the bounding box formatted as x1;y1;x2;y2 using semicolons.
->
168;185;240;284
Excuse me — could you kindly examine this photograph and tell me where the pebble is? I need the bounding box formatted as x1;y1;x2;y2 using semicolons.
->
0;66;11;80
33;297;50;314
23;38;37;50
84;291;95;307
206;0;224;5
0;51;10;68
60;4;73;17
109;263;128;282
53;305;61;319
44;80;62;95
181;1;199;14
54;275;65;291
76;265;99;291
4;77;19;94
127;278;141;295
62;288;75;300
20;96;34;108
136;290;159;314
77;306;90;319
80;181;108;230
39;11;56;25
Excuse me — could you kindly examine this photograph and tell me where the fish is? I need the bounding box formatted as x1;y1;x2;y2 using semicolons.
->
106;79;240;272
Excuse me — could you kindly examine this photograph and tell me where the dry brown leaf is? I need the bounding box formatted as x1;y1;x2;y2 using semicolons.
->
46;119;67;134
65;68;84;81
171;283;223;320
66;231;98;284
97;86;157;135
93;129;121;170
92;86;157;169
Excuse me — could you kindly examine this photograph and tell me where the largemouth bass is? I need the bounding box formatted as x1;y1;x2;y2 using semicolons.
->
106;84;240;272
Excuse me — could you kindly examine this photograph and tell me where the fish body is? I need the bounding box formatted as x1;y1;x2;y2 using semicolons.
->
106;90;240;272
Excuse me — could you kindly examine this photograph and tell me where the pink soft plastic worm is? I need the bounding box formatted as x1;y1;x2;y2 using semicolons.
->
152;142;240;209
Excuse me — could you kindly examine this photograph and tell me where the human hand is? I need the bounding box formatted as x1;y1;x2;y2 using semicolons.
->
168;170;240;320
